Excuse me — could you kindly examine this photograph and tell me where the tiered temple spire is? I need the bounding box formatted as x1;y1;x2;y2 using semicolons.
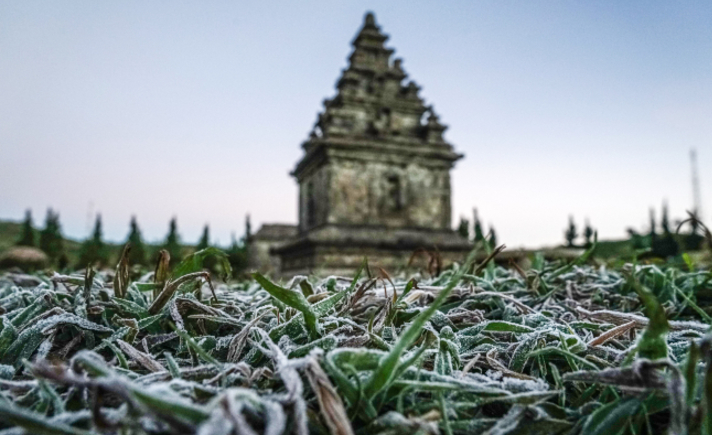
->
272;11;470;277
310;12;449;146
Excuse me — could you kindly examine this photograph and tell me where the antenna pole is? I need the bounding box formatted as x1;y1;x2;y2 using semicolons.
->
691;148;702;221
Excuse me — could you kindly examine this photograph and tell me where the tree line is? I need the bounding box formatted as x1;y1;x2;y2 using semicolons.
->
14;209;251;277
565;202;705;258
626;203;705;258
564;216;596;248
457;208;498;248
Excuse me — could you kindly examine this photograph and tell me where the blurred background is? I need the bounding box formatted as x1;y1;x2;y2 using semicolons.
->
1;0;711;261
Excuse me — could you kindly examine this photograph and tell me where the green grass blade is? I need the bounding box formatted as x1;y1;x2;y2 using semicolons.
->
362;250;477;400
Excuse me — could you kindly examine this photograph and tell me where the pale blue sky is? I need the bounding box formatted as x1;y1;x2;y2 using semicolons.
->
1;1;711;247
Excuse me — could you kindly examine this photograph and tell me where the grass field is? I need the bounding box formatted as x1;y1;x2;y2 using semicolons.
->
1;242;712;435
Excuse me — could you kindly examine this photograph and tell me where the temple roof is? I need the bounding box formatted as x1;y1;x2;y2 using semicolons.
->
293;12;462;179
251;224;298;241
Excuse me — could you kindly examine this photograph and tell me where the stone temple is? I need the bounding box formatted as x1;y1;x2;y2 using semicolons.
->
249;12;471;277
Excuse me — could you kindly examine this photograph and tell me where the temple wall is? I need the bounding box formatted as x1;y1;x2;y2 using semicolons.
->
278;244;469;278
320;158;451;229
247;240;282;275
298;165;330;232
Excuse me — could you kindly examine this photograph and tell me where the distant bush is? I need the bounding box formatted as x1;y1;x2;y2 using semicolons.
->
0;246;48;271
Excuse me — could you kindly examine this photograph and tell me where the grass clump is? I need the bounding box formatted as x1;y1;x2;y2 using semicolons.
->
1;246;712;434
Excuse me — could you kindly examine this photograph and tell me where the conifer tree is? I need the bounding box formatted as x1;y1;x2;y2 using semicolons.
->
564;216;578;247
457;217;469;240
583;219;594;247
227;217;253;278
648;207;657;249
126;216;147;266
39;209;65;264
16;209;35;247
244;215;252;244
227;232;248;278
653;202;678;257
161;217;182;267
78;214;109;268
197;225;210;251
473;208;485;242
488;227;498;249
196;224;217;272
649;208;657;237
661;201;671;234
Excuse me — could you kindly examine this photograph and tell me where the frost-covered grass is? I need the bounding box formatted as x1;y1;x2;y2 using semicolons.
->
1;245;712;435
